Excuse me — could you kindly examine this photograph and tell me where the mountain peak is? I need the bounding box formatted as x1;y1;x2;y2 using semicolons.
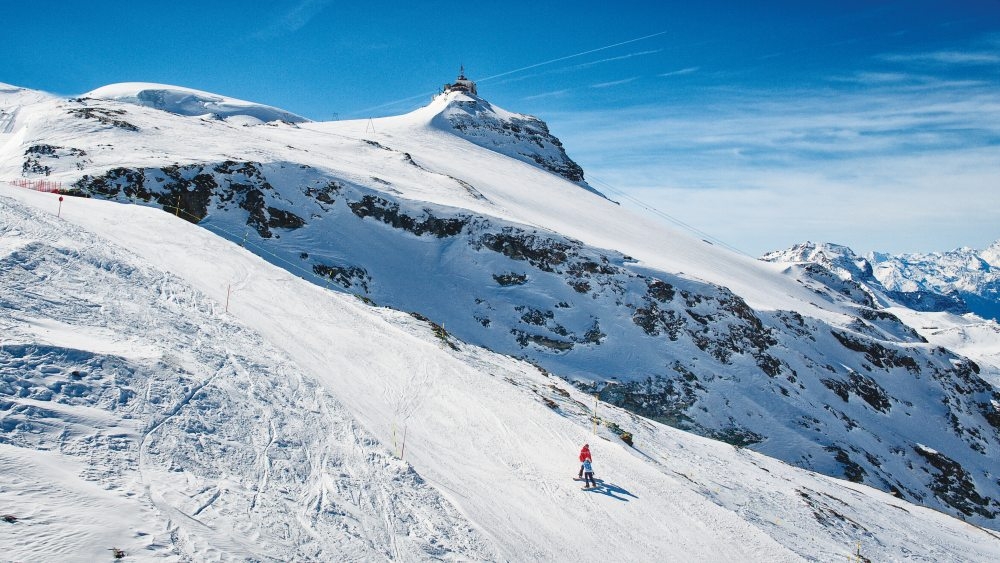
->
762;241;874;280
982;239;1000;268
442;66;479;97
422;74;601;196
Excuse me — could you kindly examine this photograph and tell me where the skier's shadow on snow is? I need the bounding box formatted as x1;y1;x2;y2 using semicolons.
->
583;479;638;502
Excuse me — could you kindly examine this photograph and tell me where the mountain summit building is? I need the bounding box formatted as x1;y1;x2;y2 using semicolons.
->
443;67;477;96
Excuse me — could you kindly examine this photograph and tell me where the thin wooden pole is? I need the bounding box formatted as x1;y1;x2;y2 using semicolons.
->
592;393;599;434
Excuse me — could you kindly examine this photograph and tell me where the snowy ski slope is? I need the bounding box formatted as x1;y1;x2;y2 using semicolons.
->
3;179;1000;561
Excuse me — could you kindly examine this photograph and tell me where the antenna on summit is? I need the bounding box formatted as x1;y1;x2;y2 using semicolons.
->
443;65;477;96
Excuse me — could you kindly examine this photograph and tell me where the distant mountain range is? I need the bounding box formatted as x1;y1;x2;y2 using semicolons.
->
762;240;1000;322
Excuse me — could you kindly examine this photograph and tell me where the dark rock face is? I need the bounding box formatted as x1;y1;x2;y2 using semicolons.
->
349;195;468;238
914;445;996;519
831;331;920;372
821;371;891;413
447;107;584;182
304;181;341;206
67;107;139;131
313;263;371;293
21;144;89;177
493;272;528;286
826;446;867;483
598;370;702;431
478;230;572;272
73;161;304;237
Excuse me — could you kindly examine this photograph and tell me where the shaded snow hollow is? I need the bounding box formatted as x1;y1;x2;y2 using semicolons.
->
85;82;309;124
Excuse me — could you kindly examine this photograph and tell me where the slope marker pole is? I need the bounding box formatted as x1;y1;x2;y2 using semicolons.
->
592;393;599;434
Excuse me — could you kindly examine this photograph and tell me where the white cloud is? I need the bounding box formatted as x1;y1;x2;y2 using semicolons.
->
523;89;570;101
254;0;333;38
827;71;914;84
596;149;1000;256
879;50;1000;65
548;77;1000;255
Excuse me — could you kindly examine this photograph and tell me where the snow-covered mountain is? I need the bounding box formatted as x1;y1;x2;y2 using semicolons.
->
429;91;602;196
3;78;1000;559
871;241;1000;322
4;189;998;561
763;240;1000;321
762;241;1000;388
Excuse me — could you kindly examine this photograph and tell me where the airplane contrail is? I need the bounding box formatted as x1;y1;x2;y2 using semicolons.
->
346;30;667;117
478;30;667;83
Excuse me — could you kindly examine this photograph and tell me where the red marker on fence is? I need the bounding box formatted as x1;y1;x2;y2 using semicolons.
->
57;195;64;218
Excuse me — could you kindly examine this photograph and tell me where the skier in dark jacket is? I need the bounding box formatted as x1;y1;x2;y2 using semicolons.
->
577;444;592;479
582;459;596;489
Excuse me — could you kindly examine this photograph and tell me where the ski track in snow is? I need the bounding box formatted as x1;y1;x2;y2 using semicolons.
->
0;193;500;562
0;107;17;135
3;186;1000;561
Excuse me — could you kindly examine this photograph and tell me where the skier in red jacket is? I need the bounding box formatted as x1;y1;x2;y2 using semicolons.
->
577;444;592;479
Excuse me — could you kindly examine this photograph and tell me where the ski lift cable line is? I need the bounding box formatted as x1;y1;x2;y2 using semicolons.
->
346;90;439;118
344;30;667;118
590;177;701;238
595;178;747;257
587;174;752;258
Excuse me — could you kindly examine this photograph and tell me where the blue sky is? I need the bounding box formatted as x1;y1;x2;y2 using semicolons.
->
2;0;998;255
